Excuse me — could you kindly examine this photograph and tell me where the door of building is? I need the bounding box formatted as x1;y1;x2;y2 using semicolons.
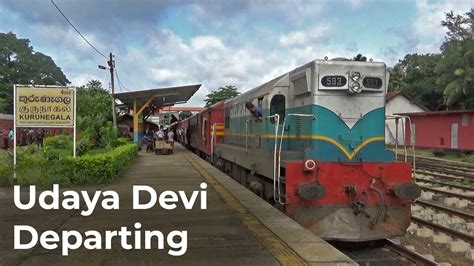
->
451;123;458;149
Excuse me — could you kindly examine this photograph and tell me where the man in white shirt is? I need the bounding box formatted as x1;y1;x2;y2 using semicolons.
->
167;130;175;148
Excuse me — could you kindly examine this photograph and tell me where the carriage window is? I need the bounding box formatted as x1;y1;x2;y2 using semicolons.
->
270;95;285;124
258;97;263;108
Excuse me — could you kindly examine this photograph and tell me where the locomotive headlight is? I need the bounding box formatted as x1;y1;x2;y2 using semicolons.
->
304;159;316;171
350;71;361;81
349;82;362;94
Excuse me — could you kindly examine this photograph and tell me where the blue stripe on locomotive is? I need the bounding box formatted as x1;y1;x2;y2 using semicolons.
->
226;105;394;162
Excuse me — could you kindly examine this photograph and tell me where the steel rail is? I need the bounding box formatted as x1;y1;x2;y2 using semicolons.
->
414;177;474;192
414;200;474;220
403;156;474;169
411;216;474;244
382;239;439;266
416;165;474;180
419;186;474;201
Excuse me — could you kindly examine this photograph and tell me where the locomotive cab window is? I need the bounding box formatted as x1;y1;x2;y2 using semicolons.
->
224;109;230;129
270;94;285;124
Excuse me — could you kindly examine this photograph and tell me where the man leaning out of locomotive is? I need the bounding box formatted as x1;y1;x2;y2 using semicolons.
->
245;102;262;121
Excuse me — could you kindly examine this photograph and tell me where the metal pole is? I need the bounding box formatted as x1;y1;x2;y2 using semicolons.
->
395;117;399;160
73;87;77;157
13;84;17;179
108;52;117;128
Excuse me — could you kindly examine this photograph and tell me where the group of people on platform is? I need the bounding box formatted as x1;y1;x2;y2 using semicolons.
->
2;127;47;150
142;127;175;152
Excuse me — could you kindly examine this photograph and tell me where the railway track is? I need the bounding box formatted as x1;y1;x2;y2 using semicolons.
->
382;239;439;266
418;185;474;201
417;164;474;181
415;199;474;220
415;176;473;191
399;155;474;181
333;239;439;265
411;216;474;245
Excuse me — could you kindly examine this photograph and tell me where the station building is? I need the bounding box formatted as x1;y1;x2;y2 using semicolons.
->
385;91;428;145
398;109;474;151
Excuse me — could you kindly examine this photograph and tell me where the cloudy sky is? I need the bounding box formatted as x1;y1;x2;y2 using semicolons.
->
0;0;471;106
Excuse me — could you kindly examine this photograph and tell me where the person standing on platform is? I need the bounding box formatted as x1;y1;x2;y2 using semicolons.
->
36;129;44;148
167;130;175;148
157;128;165;140
8;128;14;149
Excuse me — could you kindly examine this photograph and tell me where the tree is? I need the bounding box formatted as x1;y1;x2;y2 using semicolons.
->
0;32;70;113
387;64;406;91
441;9;473;47
76;80;116;153
204;85;240;107
436;9;474;108
391;53;443;110
179;111;193;120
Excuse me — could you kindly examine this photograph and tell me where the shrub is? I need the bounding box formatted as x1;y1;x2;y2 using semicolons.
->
0;154;13;186
0;142;139;189
61;143;139;185
44;133;73;150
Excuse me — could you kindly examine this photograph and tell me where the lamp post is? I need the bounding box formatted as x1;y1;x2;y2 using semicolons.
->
98;52;117;128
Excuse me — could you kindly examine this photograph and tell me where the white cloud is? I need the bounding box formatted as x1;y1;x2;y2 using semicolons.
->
279;25;330;47
413;0;472;53
347;0;363;8
191;36;226;51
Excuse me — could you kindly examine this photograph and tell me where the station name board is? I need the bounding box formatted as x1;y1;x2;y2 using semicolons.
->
15;86;75;127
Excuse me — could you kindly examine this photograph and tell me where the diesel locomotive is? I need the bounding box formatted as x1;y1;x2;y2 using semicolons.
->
177;58;420;241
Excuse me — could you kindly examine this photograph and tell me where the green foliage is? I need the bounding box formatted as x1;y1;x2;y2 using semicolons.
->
179;110;193;120
44;133;73;150
204;85;240;107
389;53;442;110
59;143;138;185
440;9;473;47
0;143;138;188
76;80;116;154
0;32;70;113
436;39;474;108
435;9;474;108
389;9;473;110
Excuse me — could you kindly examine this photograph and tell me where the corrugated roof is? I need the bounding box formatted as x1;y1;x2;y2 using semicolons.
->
0;113;13;120
386;90;430;111
396;109;474;116
386;91;401;102
115;84;201;108
158;106;205;113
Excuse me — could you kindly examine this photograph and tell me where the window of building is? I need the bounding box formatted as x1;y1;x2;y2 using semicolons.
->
440;138;444;145
270;94;285;124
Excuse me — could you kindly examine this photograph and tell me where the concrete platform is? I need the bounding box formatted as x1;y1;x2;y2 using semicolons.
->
0;145;355;265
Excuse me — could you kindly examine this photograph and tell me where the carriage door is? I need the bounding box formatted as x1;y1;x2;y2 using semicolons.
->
451;123;458;149
268;94;286;151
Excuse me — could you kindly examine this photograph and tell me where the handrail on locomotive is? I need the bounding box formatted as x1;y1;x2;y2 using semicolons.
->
266;113;316;205
385;114;416;176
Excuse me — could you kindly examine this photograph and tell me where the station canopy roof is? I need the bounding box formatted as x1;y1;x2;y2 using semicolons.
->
114;84;201;108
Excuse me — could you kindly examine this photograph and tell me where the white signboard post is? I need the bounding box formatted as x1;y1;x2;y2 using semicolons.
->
13;85;77;178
